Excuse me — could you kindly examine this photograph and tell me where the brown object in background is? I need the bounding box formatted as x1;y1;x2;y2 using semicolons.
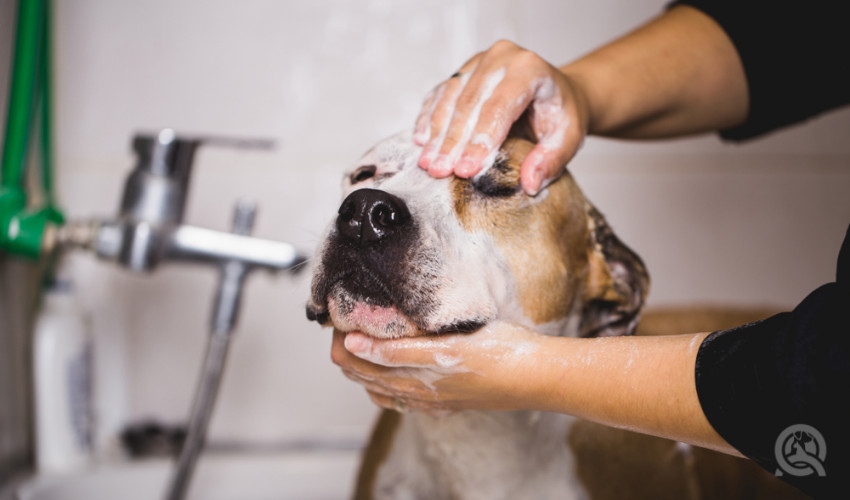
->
636;305;781;336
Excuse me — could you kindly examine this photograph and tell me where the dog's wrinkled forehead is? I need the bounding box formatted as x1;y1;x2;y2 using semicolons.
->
340;131;527;212
342;131;424;196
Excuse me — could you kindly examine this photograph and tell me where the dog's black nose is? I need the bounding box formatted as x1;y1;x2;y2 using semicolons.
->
336;188;411;244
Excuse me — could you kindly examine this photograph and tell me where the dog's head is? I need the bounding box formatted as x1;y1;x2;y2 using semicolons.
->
306;131;648;339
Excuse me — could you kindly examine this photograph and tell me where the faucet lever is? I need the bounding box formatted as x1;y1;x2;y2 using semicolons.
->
123;129;275;229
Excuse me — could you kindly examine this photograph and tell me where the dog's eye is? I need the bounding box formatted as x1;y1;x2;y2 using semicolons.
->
473;176;520;197
472;158;520;197
350;165;377;184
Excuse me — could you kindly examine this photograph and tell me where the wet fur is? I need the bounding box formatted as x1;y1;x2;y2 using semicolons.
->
307;132;804;499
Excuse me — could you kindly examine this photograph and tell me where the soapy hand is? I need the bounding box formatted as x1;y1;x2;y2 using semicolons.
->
414;40;590;195
330;324;735;456
330;323;547;414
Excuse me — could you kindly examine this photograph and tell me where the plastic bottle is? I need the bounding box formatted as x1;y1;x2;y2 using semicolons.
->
32;277;95;473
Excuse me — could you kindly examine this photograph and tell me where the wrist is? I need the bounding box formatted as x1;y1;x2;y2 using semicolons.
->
507;333;576;413
472;323;562;412
559;58;615;137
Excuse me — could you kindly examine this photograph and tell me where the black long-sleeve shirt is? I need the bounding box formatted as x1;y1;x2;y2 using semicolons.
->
669;1;850;498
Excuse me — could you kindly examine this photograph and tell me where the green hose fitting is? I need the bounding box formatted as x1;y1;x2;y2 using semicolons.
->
0;188;53;258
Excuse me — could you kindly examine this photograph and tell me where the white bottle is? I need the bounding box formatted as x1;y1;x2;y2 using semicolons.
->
32;277;95;474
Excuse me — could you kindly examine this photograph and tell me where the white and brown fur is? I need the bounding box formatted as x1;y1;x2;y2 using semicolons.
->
306;131;808;499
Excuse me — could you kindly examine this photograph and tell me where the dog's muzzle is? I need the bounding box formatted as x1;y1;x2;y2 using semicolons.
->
307;187;442;336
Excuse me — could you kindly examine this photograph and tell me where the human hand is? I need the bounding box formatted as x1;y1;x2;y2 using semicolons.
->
329;323;736;456
414;40;590;195
330;323;549;414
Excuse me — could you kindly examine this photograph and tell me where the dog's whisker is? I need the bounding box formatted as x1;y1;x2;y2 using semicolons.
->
288;258;312;273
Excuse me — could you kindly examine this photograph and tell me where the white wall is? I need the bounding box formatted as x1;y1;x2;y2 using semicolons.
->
50;0;850;448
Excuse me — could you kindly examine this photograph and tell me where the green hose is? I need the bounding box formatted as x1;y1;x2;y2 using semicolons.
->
1;0;41;192
38;0;62;225
0;0;63;259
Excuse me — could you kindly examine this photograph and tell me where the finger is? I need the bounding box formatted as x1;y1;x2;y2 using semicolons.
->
366;391;399;411
366;391;452;414
519;78;586;195
344;331;460;368
340;364;436;395
452;76;538;178
419;56;481;172
332;330;397;381
519;146;563;196
413;66;482;145
520;116;583;195
343;365;446;407
430;65;508;177
336;331;449;395
340;368;395;395
419;75;469;173
413;87;439;145
331;329;357;367
431;40;532;177
367;392;425;413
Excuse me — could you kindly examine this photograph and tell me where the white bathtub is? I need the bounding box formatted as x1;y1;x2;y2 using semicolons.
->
15;449;361;500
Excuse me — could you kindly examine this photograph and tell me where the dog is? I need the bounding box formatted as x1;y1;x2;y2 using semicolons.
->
306;131;808;499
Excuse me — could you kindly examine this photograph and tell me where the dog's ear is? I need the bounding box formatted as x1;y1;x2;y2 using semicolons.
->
579;205;649;338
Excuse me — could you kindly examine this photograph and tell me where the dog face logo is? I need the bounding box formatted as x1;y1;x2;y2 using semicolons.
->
307;131;648;340
775;424;827;477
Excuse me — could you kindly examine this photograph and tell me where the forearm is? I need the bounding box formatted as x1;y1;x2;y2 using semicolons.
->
560;5;748;139
529;331;740;456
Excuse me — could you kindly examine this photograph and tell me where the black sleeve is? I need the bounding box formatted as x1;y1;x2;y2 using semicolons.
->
669;0;850;141
695;225;850;499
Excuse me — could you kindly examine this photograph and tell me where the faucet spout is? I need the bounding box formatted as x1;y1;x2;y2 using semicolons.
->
166;225;301;272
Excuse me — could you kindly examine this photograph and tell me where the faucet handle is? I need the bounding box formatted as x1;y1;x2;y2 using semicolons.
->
132;130;276;176
124;130;276;227
231;200;256;236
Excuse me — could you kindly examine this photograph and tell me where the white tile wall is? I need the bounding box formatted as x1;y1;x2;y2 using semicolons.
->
48;0;850;447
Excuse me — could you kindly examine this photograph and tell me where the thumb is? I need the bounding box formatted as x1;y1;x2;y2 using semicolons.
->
344;331;451;368
520;125;584;195
519;145;565;196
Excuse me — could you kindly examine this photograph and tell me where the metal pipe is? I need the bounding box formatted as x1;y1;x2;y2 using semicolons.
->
164;201;256;500
164;330;231;500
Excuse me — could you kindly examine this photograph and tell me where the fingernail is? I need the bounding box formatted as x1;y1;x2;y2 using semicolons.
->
344;332;371;355
413;129;429;145
455;157;479;178
429;155;452;177
525;168;544;196
419;145;436;169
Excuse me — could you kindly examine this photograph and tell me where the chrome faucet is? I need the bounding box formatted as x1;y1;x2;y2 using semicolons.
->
56;129;306;500
76;128;301;273
58;128;304;325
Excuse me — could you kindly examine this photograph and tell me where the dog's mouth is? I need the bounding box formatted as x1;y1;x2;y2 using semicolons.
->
306;266;487;339
306;184;493;339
